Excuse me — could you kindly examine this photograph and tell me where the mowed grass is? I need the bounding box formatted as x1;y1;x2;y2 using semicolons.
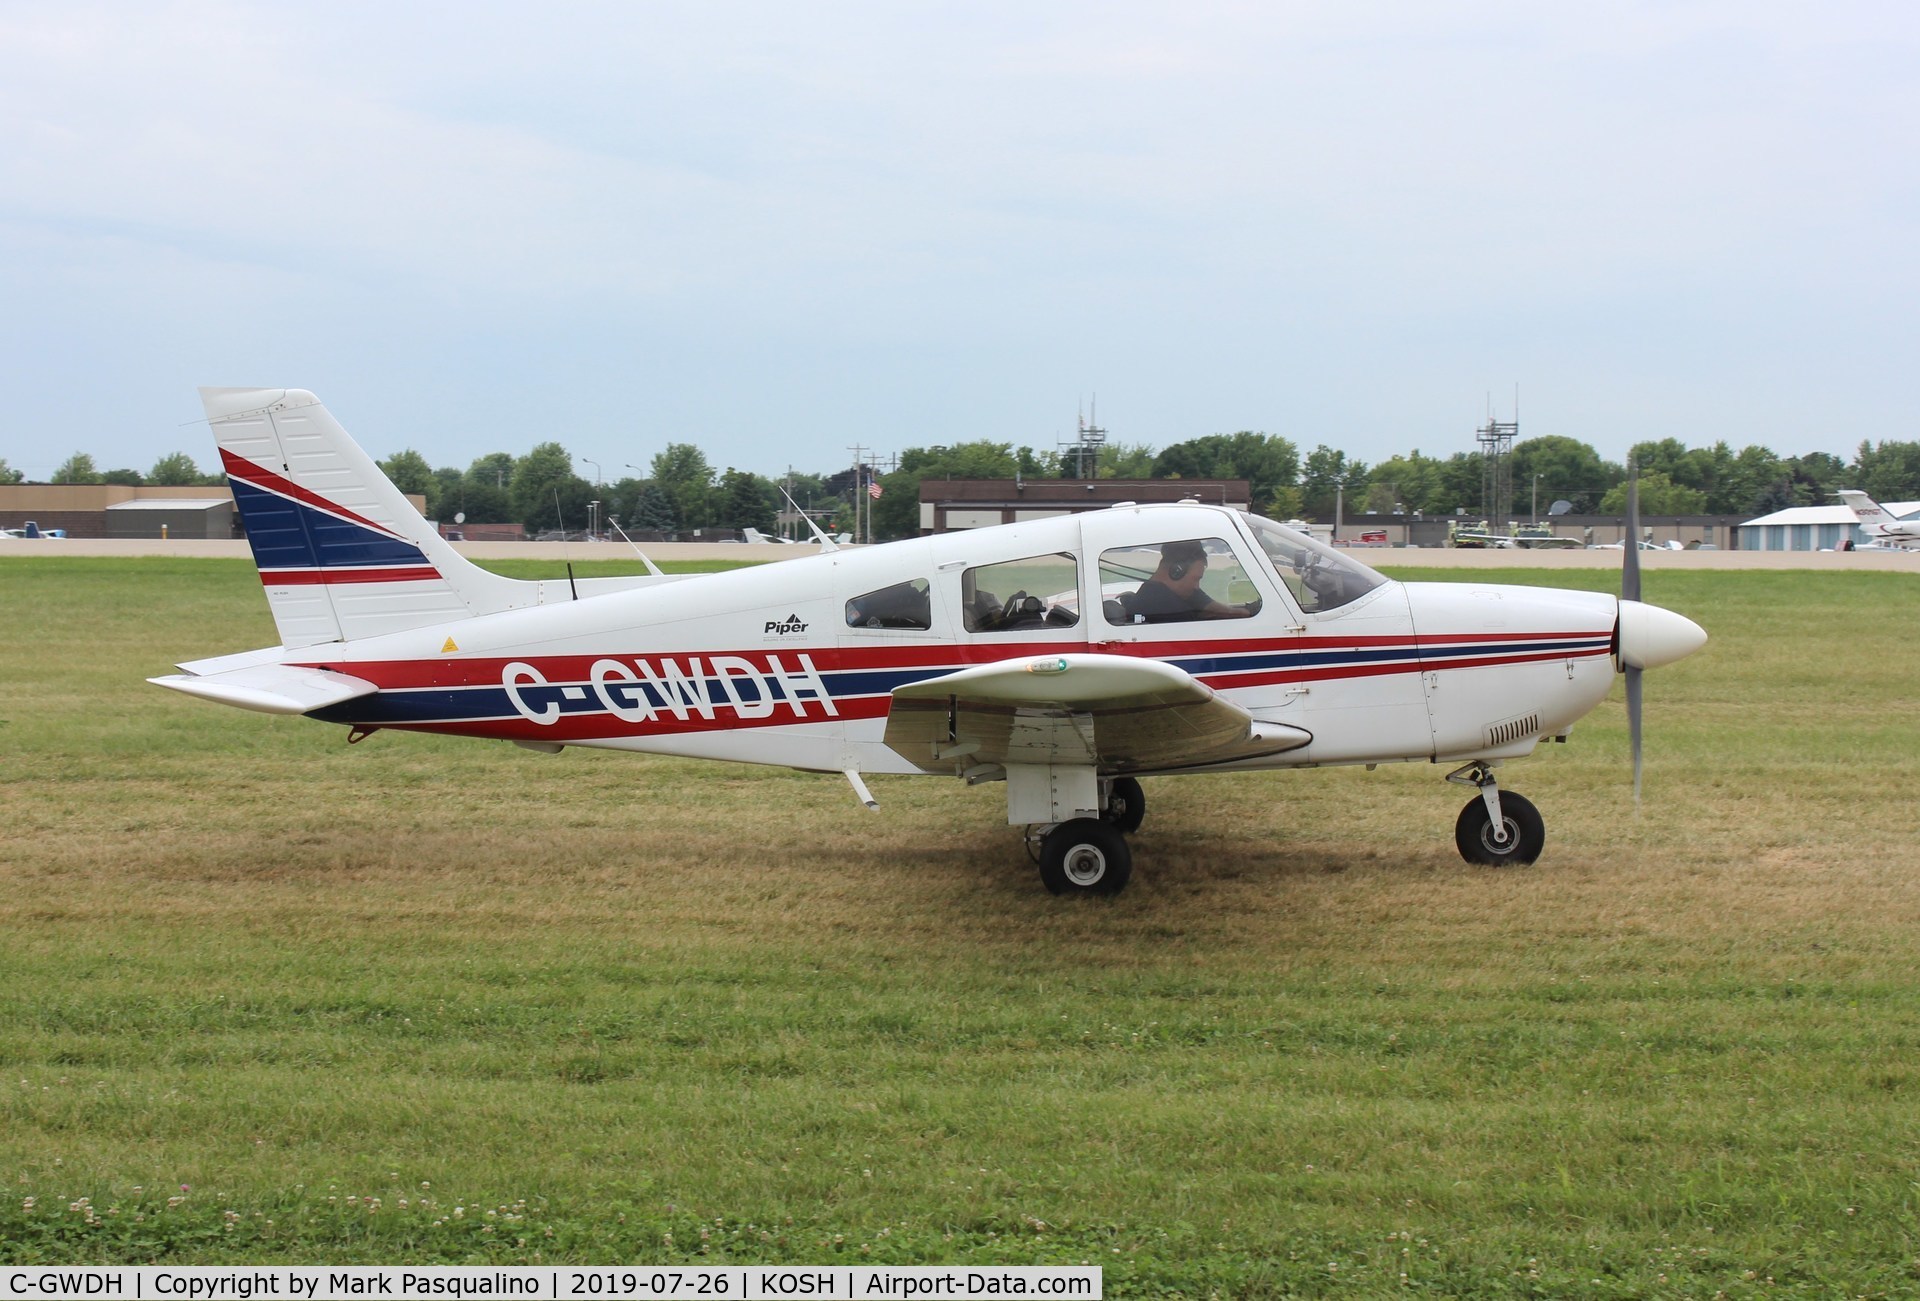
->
2;555;1919;1294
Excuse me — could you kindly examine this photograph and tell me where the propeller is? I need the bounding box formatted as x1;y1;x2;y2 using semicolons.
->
1613;456;1708;800
1621;458;1643;802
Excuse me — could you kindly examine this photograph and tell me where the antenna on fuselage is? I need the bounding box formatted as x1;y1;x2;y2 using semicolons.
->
780;485;840;552
553;487;579;601
604;517;666;576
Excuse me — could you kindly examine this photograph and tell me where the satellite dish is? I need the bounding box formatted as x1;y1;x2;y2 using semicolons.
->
1548;499;1573;516
454;511;466;524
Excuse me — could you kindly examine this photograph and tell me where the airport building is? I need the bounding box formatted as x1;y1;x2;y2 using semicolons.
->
0;484;427;539
1735;501;1920;551
0;484;237;539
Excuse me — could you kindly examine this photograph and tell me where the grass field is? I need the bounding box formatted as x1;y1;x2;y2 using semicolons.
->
3;555;1919;1295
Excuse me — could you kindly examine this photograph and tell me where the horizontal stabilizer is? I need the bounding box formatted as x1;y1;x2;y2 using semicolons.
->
148;664;380;716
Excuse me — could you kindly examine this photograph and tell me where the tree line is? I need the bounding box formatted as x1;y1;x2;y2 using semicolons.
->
10;431;1920;541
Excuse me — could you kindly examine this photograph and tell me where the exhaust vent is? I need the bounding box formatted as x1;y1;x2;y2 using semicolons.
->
1485;713;1541;748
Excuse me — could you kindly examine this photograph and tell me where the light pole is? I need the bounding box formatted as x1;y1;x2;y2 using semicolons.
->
583;459;602;487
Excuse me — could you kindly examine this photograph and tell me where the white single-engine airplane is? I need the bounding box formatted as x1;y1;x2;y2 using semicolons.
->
152;388;1708;895
1834;490;1920;550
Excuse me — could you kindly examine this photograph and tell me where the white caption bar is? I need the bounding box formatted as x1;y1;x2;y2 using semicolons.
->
2;1267;1100;1301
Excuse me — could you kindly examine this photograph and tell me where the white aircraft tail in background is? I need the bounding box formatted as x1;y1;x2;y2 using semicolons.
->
1835;489;1920;548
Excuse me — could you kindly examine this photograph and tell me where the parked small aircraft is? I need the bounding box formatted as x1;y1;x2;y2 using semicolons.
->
152;388;1707;894
1446;520;1583;549
744;526;849;546
1834;490;1920;550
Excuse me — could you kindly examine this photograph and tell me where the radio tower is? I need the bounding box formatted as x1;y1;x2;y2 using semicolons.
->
1477;393;1518;523
1061;398;1108;479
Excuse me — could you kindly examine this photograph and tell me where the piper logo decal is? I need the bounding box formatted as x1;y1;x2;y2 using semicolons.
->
764;613;809;635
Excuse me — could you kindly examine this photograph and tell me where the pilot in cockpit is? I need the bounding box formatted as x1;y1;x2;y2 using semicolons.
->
1125;540;1258;623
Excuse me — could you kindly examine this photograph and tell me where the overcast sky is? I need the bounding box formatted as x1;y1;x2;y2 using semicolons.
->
1;1;1913;482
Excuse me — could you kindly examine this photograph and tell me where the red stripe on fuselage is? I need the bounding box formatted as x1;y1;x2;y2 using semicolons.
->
387;697;891;744
260;566;443;586
289;632;1612;689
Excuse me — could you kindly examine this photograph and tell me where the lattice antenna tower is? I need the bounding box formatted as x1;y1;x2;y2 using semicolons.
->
1061;397;1108;479
1477;391;1518;523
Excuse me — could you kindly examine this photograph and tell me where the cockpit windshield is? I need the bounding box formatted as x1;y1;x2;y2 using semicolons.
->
1243;514;1388;613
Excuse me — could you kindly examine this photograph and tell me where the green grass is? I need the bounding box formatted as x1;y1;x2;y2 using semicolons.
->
3;556;1920;1295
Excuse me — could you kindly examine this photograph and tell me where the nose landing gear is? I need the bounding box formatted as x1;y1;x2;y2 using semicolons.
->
1446;761;1545;866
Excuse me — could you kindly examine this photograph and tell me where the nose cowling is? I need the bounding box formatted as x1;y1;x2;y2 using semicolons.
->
1616;600;1707;670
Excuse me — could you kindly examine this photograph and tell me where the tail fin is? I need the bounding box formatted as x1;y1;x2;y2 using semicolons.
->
1835;489;1894;530
204;387;532;648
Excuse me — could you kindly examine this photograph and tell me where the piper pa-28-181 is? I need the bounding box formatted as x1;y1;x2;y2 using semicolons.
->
151;388;1707;896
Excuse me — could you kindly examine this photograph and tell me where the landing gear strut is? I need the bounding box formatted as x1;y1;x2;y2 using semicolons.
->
1446;761;1545;866
1099;776;1145;833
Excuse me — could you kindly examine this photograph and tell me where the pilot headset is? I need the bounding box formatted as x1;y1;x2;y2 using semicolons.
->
1165;545;1205;582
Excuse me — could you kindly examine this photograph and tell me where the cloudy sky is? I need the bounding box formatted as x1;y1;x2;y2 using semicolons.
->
1;1;1913;482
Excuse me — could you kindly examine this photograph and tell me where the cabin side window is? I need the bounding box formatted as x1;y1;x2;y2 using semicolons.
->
845;578;932;630
960;553;1080;633
1098;537;1261;624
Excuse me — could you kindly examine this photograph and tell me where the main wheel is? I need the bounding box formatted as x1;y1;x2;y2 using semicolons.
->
1454;791;1545;866
1039;818;1134;896
1100;777;1146;833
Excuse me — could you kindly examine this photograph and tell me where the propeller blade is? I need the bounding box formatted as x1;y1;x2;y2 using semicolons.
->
1622;456;1641;603
1623;455;1642;802
1626;664;1643;804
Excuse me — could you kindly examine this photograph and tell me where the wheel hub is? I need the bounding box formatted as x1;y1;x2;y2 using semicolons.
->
1062;846;1108;887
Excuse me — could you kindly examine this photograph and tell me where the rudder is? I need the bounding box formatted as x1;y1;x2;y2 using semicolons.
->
204;387;524;648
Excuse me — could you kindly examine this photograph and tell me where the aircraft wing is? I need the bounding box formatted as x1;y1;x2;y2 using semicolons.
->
149;663;380;716
882;653;1311;775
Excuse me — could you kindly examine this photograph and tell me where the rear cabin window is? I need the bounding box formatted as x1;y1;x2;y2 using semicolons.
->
961;553;1080;633
845;578;932;630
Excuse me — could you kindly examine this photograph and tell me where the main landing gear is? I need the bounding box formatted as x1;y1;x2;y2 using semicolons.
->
1446;761;1545;866
1026;776;1148;896
1037;819;1132;895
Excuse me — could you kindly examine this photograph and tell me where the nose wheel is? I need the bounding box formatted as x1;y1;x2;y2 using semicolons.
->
1447;762;1545;866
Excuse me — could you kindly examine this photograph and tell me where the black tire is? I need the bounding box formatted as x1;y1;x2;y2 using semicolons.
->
1454;791;1545;866
1101;777;1146;833
1039;818;1134;896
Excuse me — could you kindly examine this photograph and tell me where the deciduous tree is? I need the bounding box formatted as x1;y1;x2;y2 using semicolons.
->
719;467;777;533
511;442;594;534
1599;471;1707;515
1152;432;1299;515
651;443;717;532
52;453;100;484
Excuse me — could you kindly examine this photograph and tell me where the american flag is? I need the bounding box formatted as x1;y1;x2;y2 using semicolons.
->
867;477;883;500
